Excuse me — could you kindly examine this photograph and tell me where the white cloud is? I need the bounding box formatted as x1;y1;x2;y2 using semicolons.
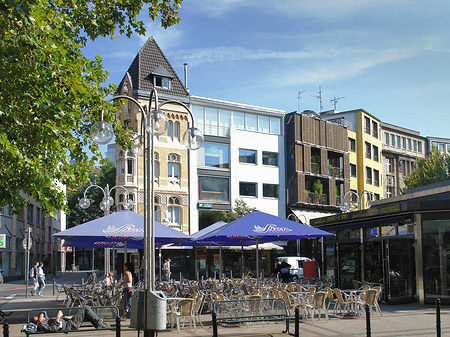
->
138;21;184;51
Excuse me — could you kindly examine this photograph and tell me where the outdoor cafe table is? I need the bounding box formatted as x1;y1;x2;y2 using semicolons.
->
341;289;367;315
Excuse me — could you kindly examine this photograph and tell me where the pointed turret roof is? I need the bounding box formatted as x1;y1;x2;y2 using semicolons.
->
116;37;188;98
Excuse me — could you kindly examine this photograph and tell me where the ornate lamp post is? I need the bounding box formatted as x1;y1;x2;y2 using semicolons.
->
78;183;134;275
90;88;203;336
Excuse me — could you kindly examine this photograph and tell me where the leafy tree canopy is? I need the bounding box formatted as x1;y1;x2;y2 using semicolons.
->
66;161;116;228
222;199;257;223
403;146;450;190
0;0;182;214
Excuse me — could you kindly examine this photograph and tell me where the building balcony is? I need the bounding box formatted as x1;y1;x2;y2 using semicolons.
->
311;162;320;174
328;166;344;179
305;191;328;205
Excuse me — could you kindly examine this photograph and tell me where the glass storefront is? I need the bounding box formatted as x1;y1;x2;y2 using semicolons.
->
423;216;450;304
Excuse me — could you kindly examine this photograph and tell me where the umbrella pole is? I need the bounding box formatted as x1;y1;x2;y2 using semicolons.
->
124;240;128;263
159;248;162;282
219;243;223;280
256;240;259;286
241;245;244;279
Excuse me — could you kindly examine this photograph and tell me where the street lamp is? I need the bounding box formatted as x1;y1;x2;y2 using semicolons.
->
340;190;373;213
79;183;134;275
287;213;308;256
90;88;203;336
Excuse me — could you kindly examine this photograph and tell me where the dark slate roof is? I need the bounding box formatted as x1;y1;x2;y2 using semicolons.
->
116;37;188;98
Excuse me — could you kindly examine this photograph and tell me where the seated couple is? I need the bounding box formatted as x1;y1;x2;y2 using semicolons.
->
30;305;110;332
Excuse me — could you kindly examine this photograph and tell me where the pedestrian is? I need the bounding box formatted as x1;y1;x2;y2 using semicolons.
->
104;272;114;286
119;262;134;319
37;262;46;296
30;305;109;332
162;258;171;281
31;261;39;296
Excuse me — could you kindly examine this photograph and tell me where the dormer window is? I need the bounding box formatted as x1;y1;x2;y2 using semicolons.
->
154;76;170;89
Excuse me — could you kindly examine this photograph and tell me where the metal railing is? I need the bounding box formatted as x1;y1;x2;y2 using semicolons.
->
305;192;328;205
311;162;320;174
328;166;344;178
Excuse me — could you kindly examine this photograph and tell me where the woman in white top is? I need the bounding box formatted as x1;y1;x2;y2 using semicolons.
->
37;262;45;296
119;263;134;319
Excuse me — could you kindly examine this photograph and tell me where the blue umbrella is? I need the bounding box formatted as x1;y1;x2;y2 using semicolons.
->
54;210;191;247
198;211;333;281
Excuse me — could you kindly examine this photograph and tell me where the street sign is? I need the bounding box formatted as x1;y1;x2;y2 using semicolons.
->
22;237;32;250
0;234;5;248
197;202;213;209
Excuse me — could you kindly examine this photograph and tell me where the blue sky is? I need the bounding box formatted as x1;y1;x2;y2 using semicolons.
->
84;0;450;139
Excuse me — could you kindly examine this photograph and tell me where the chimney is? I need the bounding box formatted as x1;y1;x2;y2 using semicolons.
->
183;63;189;92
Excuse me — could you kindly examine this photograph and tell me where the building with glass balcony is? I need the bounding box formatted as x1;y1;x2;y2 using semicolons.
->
426;136;450;155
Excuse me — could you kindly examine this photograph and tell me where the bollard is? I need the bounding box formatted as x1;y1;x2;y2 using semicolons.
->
366;304;371;337
3;322;9;337
53;279;55;296
294;307;300;337
436;298;441;337
212;311;218;337
116;316;121;337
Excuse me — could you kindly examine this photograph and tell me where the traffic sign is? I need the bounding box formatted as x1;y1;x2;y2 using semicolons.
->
0;234;5;248
22;237;32;250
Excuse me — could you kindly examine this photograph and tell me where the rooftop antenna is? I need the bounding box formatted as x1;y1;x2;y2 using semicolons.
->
297;91;305;112
312;86;326;113
330;96;345;110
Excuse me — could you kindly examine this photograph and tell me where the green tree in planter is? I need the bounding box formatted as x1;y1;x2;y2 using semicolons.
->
313;179;323;203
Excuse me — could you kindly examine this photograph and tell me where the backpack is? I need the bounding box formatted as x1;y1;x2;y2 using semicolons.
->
280;267;290;274
29;268;35;278
22;323;38;332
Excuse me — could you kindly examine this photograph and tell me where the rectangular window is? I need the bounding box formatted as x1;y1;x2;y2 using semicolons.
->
350;164;357;177
119;161;125;175
262;151;278;166
372;121;378;138
239;182;257;197
258;115;270;133
270;117;281;135
219;109;230;137
263;184;279;198
239;149;257;164
154;161;159;178
386;186;393;198
366;167;372;185
173;122;179;140
233;111;245;130
413;139;417;151
364;116;370;134
418;141;423;153
168;206;180;224
245;113;257;132
198;176;229;202
438;143;445;152
373;145;379;162
407;138;412;150
205;107;218;136
154;76;170;89
193;105;205;133
168;163;180;178
36;208;41;227
198;142;229;169
384;132;389;145
374;193;380;200
385;158;393;173
27;204;33;224
349;138;356;152
402;137;407;149
391;134;395;147
374;169;380;187
365;142;371;159
127;159;133;175
396;135;401;148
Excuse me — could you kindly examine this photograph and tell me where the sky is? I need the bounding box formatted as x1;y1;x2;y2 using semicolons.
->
83;0;450;139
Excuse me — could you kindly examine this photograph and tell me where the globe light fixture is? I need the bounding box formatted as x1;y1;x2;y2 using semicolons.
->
79;197;91;209
183;127;204;150
124;198;134;210
90;120;114;145
146;110;169;136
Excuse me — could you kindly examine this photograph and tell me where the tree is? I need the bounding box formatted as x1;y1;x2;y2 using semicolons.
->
66;161;116;229
223;199;257;223
0;0;182;214
403;146;450;190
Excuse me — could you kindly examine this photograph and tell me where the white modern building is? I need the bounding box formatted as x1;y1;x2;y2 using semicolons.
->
189;96;286;233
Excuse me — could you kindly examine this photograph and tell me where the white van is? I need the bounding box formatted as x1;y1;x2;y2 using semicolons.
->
278;256;311;281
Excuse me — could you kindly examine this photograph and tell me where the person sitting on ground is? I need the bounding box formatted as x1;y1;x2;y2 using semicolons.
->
30;305;109;332
104;272;114;286
271;259;292;282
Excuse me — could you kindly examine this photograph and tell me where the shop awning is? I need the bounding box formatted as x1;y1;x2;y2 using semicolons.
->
317;215;407;232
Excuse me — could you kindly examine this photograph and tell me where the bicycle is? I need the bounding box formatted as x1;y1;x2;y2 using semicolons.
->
0;269;4;284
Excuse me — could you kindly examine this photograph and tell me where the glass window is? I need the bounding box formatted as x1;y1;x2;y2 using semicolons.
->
365;142;371;159
262;151;278;166
258;115;270;133
27;204;33;224
198;176;229;202
418;141;423;153
350;164;357;177
154;161;159;178
402;137;407;149
127;159;133;175
193;105;205;133
384;132;389;145
219;110;230;137
386;186;393;198
173;122;179;140
372;121;378;138
349;138;356;152
239;149;257;164
407;138;412;150
374;169;380;186
168;163;180;178
263;184;279;198
396;135;401;148
233;111;245;129
364;116;370;134
246;113;257;132
239;182;257;197
154;76;170;89
385;158;393;173
373;145;379;162
36;208;41;227
366;167;372;184
270;117;281;135
167;121;172;138
119;160;125;175
412;139;417;151
205;107;218;136
168;206;180;224
198;142;229;169
391;134;395;147
439;143;445;152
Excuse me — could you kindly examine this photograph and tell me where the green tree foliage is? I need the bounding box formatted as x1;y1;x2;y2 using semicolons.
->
222;199;257;223
403;147;450;190
0;0;182;214
66;161;116;228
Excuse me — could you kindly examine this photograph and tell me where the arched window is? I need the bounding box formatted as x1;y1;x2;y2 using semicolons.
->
167;121;173;138
168;197;181;225
168;153;180;178
119;194;124;202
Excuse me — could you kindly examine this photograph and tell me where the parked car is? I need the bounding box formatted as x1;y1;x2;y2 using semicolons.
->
277;256;311;281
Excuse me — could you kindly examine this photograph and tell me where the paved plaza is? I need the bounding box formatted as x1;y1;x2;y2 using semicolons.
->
0;272;448;336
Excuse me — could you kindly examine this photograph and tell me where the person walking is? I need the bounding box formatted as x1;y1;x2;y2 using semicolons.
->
119;262;134;319
37;262;46;296
31;261;39;296
162;258;171;281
